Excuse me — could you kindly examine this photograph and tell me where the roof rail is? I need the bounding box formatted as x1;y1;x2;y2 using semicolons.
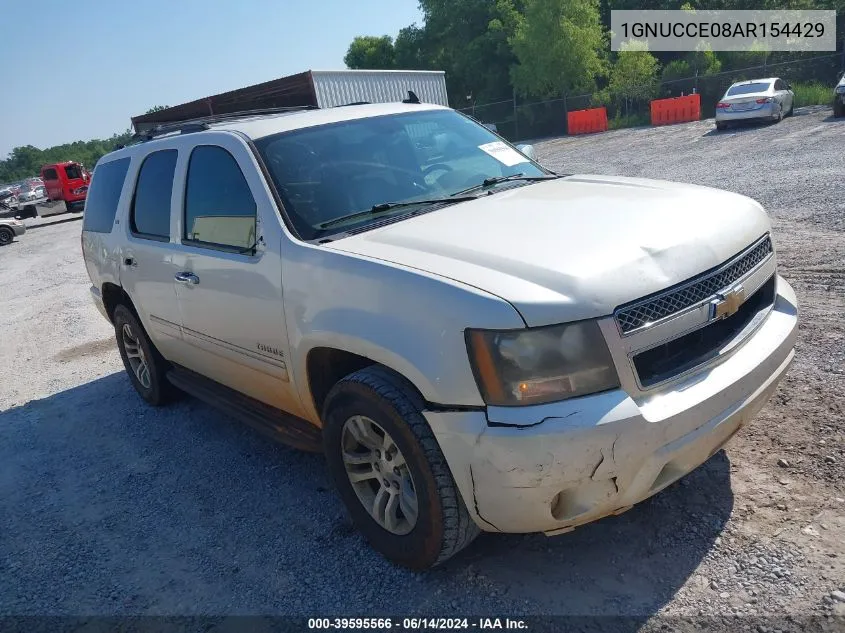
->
132;105;319;142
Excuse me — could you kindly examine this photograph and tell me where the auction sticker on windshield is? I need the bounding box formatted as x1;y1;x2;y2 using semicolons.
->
478;141;529;167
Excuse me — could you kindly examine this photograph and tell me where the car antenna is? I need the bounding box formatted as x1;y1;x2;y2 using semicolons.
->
402;90;421;104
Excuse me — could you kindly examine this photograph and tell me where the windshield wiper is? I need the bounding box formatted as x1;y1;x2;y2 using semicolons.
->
317;196;480;230
453;173;561;197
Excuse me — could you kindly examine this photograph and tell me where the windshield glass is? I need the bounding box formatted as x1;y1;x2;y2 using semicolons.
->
726;82;771;96
255;109;547;239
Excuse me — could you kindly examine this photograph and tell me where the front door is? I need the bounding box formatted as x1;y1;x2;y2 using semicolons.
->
170;135;305;418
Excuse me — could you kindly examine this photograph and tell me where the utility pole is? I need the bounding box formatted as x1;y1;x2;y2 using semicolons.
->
513;86;518;141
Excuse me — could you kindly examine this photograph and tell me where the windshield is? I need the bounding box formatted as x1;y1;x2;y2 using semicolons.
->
64;164;83;179
726;82;771;96
254;109;547;239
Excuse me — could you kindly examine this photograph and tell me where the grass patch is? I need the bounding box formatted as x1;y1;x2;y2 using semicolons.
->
608;113;650;129
791;82;832;108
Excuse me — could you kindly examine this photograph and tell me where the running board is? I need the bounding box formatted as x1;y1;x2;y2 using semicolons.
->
166;366;322;452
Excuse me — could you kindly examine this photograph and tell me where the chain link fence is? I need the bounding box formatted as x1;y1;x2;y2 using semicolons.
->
457;52;844;141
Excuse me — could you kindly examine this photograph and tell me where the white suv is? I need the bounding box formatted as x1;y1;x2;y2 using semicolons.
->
82;103;798;569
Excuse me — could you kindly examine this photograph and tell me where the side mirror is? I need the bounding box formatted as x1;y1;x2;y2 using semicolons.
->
516;144;537;161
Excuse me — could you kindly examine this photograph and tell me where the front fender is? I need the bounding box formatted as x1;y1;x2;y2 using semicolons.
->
283;243;525;422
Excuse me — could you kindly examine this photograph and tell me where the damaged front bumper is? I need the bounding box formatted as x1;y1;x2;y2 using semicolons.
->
425;278;798;535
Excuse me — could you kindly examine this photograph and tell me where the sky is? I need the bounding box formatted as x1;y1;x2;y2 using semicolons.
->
0;0;423;158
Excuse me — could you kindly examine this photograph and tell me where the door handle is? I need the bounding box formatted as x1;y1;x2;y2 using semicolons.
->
175;272;200;285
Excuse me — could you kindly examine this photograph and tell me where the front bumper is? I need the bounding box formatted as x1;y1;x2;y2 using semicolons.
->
425;277;797;534
12;223;26;236
715;103;778;122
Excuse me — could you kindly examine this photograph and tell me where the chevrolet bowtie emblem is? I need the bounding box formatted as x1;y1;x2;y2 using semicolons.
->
710;285;746;320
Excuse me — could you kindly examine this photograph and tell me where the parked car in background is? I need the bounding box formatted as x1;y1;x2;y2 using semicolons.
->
0;217;26;246
41;161;90;211
715;78;794;130
834;72;845;118
82;103;797;569
17;187;39;202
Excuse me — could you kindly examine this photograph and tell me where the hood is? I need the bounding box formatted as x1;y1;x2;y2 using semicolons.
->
326;175;771;327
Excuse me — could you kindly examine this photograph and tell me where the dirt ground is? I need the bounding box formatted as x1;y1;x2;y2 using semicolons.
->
0;108;843;629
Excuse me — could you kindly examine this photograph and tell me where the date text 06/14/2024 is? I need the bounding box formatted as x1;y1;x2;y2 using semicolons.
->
307;618;528;630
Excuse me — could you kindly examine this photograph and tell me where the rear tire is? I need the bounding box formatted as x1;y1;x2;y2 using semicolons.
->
715;122;727;131
65;200;74;213
0;227;13;246
322;366;480;569
113;304;180;406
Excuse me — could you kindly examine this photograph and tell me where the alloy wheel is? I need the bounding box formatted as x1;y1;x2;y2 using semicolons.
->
341;415;419;535
122;323;151;389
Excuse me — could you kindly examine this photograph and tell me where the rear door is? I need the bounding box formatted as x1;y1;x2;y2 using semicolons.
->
118;147;186;361
169;133;305;417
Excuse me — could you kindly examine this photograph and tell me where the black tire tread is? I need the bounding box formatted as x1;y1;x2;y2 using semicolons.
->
324;365;480;566
113;303;180;406
0;227;13;245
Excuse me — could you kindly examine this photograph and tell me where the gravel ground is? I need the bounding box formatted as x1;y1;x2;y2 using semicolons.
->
1;108;843;628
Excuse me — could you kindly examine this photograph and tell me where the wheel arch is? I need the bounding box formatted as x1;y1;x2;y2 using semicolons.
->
305;346;429;421
101;282;137;324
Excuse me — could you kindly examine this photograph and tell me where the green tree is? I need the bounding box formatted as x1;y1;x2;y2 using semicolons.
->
0;130;133;183
417;0;524;103
145;105;170;114
510;0;607;98
609;41;660;115
394;25;433;69
344;35;396;69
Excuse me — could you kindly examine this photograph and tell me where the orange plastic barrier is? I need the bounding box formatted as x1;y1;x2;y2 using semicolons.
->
567;107;608;135
650;94;701;126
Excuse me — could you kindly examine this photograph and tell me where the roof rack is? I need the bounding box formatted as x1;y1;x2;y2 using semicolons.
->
132;105;319;142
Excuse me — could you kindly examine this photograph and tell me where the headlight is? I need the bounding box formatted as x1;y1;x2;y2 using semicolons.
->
836;86;845;94
465;320;620;406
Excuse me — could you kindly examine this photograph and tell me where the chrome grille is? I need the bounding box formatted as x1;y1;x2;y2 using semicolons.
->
615;236;773;334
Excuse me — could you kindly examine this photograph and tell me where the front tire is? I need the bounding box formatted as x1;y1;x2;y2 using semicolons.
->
715;121;727;131
113;304;179;406
834;100;845;118
0;227;13;246
322;366;480;569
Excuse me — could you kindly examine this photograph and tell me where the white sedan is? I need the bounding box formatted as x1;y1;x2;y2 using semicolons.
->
715;78;794;130
834;72;845;118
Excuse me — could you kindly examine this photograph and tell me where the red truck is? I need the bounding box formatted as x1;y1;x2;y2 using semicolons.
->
41;161;90;211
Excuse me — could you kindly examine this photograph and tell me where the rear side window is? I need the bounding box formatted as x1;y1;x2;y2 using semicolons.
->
131;150;177;240
82;158;131;233
64;164;83;179
42;168;58;180
184;146;256;250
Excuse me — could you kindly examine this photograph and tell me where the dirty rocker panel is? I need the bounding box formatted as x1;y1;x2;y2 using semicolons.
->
166;365;321;452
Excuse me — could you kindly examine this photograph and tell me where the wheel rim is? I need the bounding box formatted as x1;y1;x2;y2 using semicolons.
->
122;323;151;389
341;415;418;535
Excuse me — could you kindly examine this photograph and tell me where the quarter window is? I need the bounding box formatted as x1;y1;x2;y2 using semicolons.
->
131;150;177;240
42;168;58;180
184;146;256;250
82;158;131;234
